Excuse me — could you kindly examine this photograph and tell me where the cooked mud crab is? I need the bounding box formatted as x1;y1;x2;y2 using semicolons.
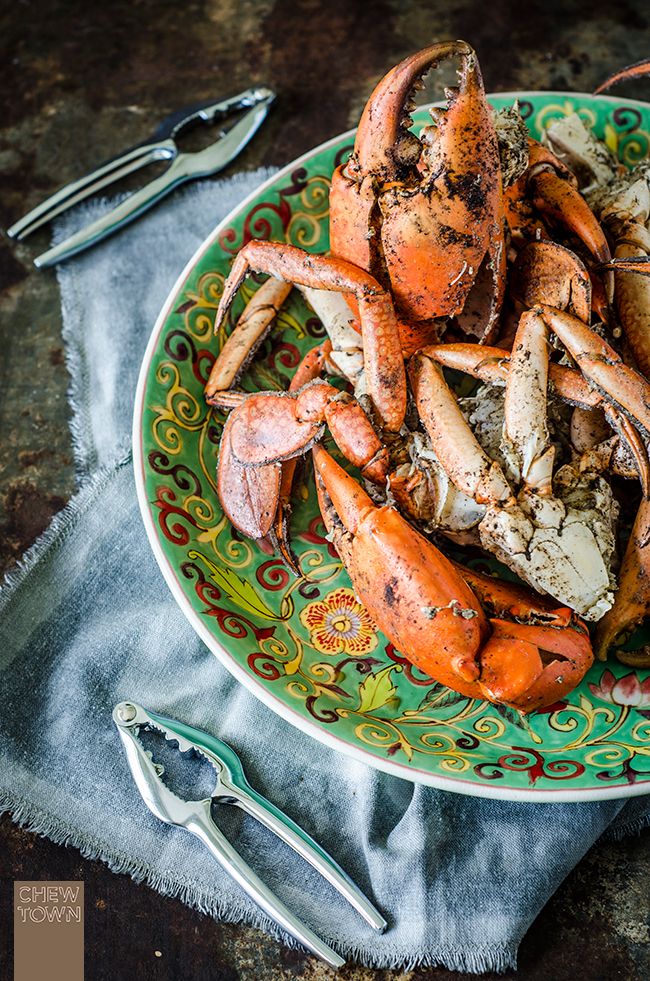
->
204;44;650;710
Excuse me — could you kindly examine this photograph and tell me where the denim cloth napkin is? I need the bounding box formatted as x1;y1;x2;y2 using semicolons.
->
2;174;650;974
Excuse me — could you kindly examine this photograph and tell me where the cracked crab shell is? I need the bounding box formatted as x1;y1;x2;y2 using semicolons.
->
329;42;506;345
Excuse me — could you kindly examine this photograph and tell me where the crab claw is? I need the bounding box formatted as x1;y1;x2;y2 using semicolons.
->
457;561;594;710
510;241;592;324
525;140;611;266
350;40;475;179
312;443;488;690
540;304;650;438
215;241;406;432
312;445;594;711
217;416;282;540
215;380;388;547
529;178;611;266
330;41;505;348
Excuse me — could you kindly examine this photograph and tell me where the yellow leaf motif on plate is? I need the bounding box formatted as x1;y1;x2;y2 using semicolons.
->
357;665;399;714
283;629;304;675
188;550;281;621
604;122;619;155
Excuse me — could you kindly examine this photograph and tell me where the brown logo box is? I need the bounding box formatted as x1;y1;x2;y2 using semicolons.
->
14;881;84;981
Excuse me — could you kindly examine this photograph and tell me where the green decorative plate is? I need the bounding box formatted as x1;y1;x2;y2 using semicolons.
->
134;92;650;801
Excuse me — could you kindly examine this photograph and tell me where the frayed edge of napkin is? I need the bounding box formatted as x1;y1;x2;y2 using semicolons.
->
52;170;277;484
605;810;650;841
0;787;518;974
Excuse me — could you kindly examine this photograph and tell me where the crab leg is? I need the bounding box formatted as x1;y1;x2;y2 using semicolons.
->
424;342;601;408
424;342;650;493
215;241;406;432
273;342;333;572
313;445;593;711
295;286;365;386
603;255;650;276
423;343;511;385
612;250;650;381
205;278;293;397
594;499;650;664
599;208;650;380
539;304;650;438
600;256;650;277
227;384;387;477
503;309;554;493
525;140;611;266
409;354;513;505
594;58;650;95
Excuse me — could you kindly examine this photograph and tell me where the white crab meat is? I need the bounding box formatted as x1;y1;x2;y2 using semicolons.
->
410;321;618;621
460;382;617;619
493;103;530;189
544;112;618;199
396;430;486;537
479;468;616;621
297;286;366;391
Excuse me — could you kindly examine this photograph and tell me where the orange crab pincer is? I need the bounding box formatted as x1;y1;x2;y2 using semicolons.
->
329;41;506;352
312;445;593;713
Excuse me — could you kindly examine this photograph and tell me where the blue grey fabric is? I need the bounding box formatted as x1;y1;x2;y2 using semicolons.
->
1;175;649;973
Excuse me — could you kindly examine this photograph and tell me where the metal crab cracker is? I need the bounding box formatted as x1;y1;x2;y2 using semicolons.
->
113;701;386;968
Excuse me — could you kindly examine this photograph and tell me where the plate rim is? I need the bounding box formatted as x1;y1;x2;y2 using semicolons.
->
133;90;650;802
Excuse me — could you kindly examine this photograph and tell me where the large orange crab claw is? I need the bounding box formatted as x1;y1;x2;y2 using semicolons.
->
329;41;506;351
312;445;594;713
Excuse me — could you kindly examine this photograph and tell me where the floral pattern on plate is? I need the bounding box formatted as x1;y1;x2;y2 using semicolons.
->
137;93;650;799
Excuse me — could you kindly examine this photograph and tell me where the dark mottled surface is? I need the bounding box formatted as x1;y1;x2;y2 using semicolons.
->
1;0;650;976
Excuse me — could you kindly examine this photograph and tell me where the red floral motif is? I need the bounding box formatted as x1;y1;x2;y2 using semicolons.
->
589;669;650;707
300;587;378;656
268;341;301;371
476;748;585;784
385;643;435;686
247;652;283;680
194;348;215;385
256;560;291;591
217;198;293;255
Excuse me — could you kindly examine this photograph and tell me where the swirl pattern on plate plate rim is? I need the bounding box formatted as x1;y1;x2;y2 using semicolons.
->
137;93;650;799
